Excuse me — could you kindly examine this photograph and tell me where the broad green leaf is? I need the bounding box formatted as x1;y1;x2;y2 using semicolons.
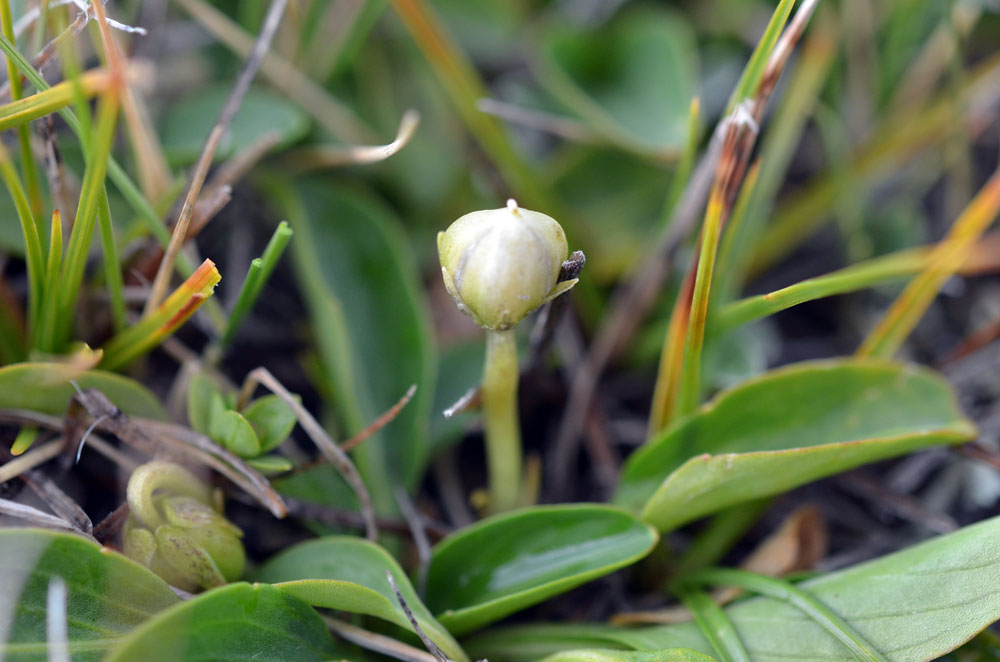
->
425;504;658;635
0;362;165;419
186;372;226;436
0;529;179;661
616;359;975;531
537;7;697;155
271;178;436;505
209;409;260;458
542;650;716;662
614;514;1000;661
242;395;297;452
161;87;309;165
252;536;467;662
467;517;1000;660
106;583;342;662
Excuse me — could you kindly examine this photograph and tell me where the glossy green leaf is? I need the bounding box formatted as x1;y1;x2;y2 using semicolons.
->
161;87;309;165
541;650;717;662
537;7;697;155
208;409;260;458
242;395;297;453
616;359;976;531
425;504;659;635
0;529;179;661
186;372;226;437
252;536;467;661
467;517;1000;660
0;362;166;419
106;583;343;662
271;177;436;505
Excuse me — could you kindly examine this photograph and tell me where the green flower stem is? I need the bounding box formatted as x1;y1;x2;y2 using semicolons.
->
482;328;521;513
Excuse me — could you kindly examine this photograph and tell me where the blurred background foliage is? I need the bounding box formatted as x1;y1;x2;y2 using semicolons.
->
3;0;1000;528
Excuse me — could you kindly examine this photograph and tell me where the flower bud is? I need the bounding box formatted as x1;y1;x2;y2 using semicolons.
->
438;200;577;330
123;461;245;591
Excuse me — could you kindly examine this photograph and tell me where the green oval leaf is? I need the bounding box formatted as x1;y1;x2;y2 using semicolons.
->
161;87;309;165
616;359;976;531
246;454;294;475
271;178;436;504
537;7;697;155
0;529;179;661
252;536;467;662
209;409;261;458
106;583;342;662
186;372;226;437
242;395;297;453
425;504;658;635
0;362;166;419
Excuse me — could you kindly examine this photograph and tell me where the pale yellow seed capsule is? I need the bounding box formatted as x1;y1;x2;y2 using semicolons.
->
438;199;576;330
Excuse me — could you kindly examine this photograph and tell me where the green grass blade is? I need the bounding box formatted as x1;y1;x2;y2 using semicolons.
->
97;192;126;332
687;568;889;662
858;169;1000;358
0;0;42;216
0;34;205;288
222;221;293;347
43;209;63;323
675;586;750;662
0;144;43;343
716;13;837;299
0;69;111;132
728;0;797;109
10;425;38;455
100;260;221;370
54;90;120;350
716;245;940;331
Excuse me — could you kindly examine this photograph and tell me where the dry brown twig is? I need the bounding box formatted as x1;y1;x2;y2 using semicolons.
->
64;388;288;518
237;367;378;541
0;498;86;536
283;110;421;171
549;0;819;494
143;0;290;315
386;571;449;662
342;385;417;452
394;486;432;596
324;616;441;662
